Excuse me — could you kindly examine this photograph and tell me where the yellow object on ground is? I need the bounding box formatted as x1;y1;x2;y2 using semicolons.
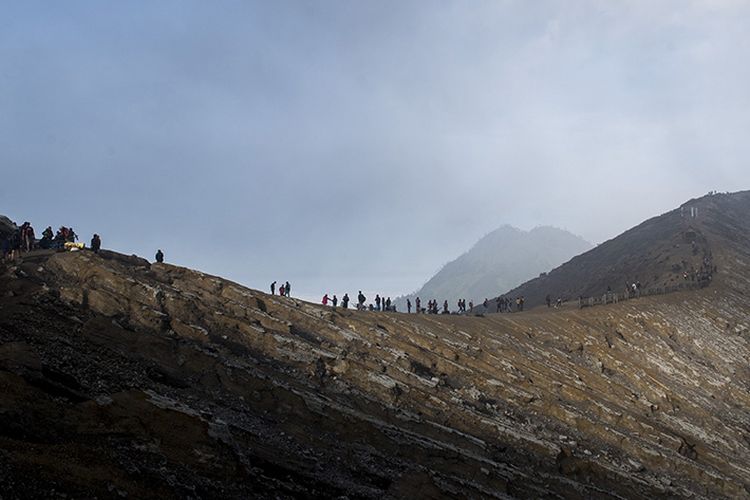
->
64;242;85;250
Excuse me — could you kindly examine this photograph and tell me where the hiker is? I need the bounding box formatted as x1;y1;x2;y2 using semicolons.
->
279;284;285;296
155;249;164;263
385;297;391;311
469;300;473;312
407;298;412;313
39;226;53;249
375;295;381;311
322;294;330;306
271;281;276;295
285;281;291;297
342;293;350;309
1;237;9;261
332;295;338;309
443;300;449;314
483;298;488;309
357;291;366;310
519;296;525;311
67;227;78;243
20;222;35;252
546;294;551;308
415;297;421;313
90;234;101;253
496;296;501;313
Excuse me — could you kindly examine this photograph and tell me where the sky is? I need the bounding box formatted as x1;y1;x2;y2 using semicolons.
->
2;1;750;302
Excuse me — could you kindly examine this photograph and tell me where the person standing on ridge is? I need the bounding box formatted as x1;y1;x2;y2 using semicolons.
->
332;295;338;309
155;249;164;263
279;284;285;296
285;281;291;297
271;281;276;295
546;294;551;308
357;291;366;309
342;293;350;309
90;234;101;253
385;297;391;311
375;295;381;311
322;294;330;306
415;297;421;313
407;298;412;313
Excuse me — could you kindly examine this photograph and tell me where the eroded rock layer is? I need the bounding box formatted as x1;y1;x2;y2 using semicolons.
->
1;198;750;498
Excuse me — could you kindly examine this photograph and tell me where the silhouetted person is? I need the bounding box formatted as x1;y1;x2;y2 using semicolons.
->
357;291;366;309
407;298;412;313
375;295;381;311
342;293;350;309
155;249;164;263
285;281;291;297
415;297;421;313
90;234;101;253
322;294;330;306
271;281;276;295
385;297;391;311
332;295;338;309
279;284;286;296
443;300;449;314
545;294;551;308
40;226;53;249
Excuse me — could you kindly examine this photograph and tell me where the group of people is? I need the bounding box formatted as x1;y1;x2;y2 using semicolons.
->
270;280;292;297
482;296;525;313
1;218;167;265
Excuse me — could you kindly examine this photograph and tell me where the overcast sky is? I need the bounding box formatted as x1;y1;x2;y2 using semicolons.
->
2;1;750;301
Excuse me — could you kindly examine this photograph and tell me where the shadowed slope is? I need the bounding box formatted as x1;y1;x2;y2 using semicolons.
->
493;192;748;309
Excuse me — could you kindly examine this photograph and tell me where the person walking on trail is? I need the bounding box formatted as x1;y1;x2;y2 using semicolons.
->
375;295;381;311
342;293;350;309
407;298;412;313
90;234;101;253
332;295;338;309
415;297;421;314
155;249;164;263
285;281;291;297
322;294;330;306
271;281;276;295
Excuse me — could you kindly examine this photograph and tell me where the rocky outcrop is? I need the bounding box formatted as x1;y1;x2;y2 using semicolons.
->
1;194;750;498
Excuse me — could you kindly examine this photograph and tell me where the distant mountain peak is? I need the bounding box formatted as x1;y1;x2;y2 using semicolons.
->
396;225;591;307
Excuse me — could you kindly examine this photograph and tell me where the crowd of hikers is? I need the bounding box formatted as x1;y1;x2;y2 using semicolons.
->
270;280;293;298
1;219;165;264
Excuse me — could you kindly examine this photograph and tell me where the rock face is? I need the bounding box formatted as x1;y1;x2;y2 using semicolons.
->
1;195;750;498
397;226;591;309
495;192;744;309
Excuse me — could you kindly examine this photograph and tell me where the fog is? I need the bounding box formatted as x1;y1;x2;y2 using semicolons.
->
2;1;750;301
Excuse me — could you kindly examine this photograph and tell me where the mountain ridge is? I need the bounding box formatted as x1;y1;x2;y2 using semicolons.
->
1;192;749;498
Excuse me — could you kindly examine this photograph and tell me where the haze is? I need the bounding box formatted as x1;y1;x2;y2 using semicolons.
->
2;1;750;302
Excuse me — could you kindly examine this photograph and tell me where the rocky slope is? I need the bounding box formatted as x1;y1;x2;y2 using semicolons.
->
397;226;591;309
1;195;750;498
492;192;742;309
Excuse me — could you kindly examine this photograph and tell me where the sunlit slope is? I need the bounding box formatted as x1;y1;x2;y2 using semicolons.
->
1;236;748;498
